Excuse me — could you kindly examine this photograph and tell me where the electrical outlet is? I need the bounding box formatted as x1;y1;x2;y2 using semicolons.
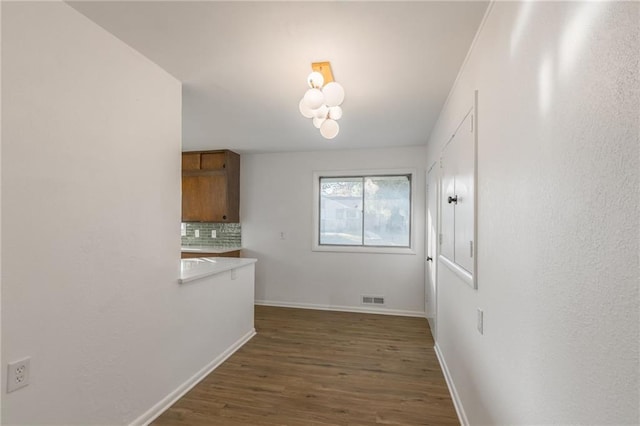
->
211;230;217;238
7;357;30;393
194;229;200;238
477;308;484;335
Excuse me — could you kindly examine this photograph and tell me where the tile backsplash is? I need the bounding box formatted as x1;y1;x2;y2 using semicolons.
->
181;222;241;248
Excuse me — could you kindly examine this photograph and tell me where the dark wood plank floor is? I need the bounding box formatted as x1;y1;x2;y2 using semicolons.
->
152;306;458;425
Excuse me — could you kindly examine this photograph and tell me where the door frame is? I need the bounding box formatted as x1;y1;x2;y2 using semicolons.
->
425;161;439;337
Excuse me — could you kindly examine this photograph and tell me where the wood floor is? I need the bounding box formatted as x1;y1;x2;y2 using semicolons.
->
152;306;458;425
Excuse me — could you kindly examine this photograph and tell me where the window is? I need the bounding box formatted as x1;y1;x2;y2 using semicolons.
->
313;171;414;254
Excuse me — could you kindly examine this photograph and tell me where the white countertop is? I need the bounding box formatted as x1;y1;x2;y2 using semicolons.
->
179;257;257;284
181;246;242;253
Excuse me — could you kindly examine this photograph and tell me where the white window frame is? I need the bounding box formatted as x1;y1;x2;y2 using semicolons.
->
312;169;416;255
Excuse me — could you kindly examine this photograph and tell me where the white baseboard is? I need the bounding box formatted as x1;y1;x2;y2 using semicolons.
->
130;328;257;426
427;317;436;334
255;299;425;318
434;342;467;426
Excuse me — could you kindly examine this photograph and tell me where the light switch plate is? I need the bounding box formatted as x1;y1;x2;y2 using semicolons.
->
477;308;484;335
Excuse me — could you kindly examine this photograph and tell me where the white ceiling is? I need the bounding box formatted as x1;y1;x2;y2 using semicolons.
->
68;1;489;153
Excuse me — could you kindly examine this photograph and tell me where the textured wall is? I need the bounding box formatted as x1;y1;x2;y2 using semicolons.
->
427;2;639;424
241;147;427;316
1;3;251;424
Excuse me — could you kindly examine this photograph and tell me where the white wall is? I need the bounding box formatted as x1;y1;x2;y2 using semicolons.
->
428;2;639;424
0;2;3;421
241;147;426;316
2;3;253;424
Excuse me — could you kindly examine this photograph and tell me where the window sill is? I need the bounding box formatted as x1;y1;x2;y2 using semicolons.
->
312;244;416;255
438;254;474;288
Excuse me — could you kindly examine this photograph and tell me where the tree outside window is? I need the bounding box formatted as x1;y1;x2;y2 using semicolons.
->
319;175;411;247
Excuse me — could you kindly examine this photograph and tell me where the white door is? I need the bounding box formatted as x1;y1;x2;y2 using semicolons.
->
439;109;476;280
453;112;475;274
425;164;438;336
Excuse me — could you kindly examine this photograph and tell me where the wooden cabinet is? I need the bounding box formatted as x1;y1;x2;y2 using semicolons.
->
181;250;241;259
181;152;201;171
182;150;240;222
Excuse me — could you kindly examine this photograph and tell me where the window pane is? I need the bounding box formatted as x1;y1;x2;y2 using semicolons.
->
363;176;411;247
319;177;363;245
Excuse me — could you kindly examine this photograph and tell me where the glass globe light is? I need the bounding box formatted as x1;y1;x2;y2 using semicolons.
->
303;88;324;110
328;106;342;120
320;119;339;139
322;82;345;107
307;71;324;89
313;104;328;119
299;98;314;118
313;116;325;129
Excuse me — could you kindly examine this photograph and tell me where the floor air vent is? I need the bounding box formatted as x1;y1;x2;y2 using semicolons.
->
362;295;385;305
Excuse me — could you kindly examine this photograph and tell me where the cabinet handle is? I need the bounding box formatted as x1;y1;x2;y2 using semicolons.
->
448;195;458;204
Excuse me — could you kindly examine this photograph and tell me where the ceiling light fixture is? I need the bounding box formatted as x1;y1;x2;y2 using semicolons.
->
299;61;344;140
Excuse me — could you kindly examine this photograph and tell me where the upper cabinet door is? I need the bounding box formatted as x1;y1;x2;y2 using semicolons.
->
440;151;456;261
439;92;477;288
182;174;228;222
200;152;226;170
453;112;475;275
181;150;240;223
182;153;201;171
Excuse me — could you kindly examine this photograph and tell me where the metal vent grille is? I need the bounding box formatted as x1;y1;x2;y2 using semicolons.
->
362;296;385;305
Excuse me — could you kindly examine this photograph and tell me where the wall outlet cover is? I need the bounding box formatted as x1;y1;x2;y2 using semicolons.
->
7;357;30;393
